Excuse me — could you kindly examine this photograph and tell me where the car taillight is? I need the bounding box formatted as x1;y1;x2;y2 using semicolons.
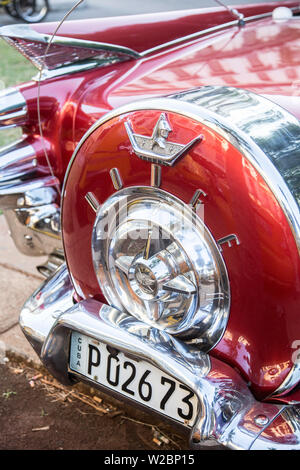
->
2;37;131;71
0;87;27;129
0;24;139;76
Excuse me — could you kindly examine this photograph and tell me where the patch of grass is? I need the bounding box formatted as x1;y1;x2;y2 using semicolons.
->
0;38;36;148
2;390;17;400
0;38;35;88
0;127;22;149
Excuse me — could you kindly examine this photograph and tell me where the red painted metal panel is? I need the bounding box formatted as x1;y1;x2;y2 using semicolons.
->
62;110;300;400
31;2;300;54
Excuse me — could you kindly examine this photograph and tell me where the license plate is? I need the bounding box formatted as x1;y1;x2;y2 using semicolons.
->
69;331;198;427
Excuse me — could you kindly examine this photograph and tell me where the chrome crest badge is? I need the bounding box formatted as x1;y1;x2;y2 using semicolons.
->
125;112;202;166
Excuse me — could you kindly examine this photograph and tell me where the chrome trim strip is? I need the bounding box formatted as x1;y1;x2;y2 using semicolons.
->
2;9;297;80
0;138;63;258
4;203;62;257
151;164;161;188
31;60;115;81
109;167;123;191
0;175;59;210
0;141;37;181
140;19;239;57
269;362;300;399
0;173;62;257
190;189;206;208
140;10;299;57
85;192;100;213
172;87;300;253
0;87;27;129
250;407;300;450
19;265;300;449
0;24;141;59
64;89;300;258
20;263;74;354
218;234;240;250
36;249;65;278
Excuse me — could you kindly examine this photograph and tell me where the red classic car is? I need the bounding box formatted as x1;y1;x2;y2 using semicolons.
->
0;1;300;450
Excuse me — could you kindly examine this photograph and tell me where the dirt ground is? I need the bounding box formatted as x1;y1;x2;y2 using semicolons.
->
0;358;198;451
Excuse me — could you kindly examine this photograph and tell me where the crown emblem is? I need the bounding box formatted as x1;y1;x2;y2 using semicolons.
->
125;113;202;166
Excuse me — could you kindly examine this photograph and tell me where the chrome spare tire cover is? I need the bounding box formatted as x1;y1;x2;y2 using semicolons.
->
92;186;230;349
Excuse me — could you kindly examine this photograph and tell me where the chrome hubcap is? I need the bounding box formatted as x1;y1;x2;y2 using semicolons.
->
92;187;230;348
132;262;157;296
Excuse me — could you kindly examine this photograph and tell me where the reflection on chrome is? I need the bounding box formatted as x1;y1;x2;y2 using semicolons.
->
19;264;300;450
68;87;300;259
91;187;230;349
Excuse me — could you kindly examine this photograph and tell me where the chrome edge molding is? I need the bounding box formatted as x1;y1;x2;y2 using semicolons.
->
0;87;27;129
19;263;74;354
109;167;123;190
36;249;65;278
0;24;141;59
31;60;114;82
0;141;63;258
140;7;300;57
0;140;63;259
19;264;300;450
85;191;100;213
269;362;300;399
140;19;239;57
218;234;240;250
151;164;161;187
0;175;58;210
0;24;140;80
0;141;37;181
1;8;297;80
64;89;300;258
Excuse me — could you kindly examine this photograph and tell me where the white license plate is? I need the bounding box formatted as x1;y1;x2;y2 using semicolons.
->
69;332;198;427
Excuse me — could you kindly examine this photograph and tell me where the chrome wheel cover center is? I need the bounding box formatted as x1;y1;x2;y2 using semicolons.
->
131;262;158;297
135;264;156;291
92;187;230;348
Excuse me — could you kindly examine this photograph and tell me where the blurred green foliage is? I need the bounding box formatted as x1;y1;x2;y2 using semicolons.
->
0;38;35;148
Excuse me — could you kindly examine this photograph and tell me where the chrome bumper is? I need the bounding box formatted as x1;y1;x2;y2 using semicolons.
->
20;264;300;450
0;138;63;274
0;87;27;129
0;86;62;261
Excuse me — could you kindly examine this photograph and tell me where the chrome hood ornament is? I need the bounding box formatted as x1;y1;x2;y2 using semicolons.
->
125;112;202;166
